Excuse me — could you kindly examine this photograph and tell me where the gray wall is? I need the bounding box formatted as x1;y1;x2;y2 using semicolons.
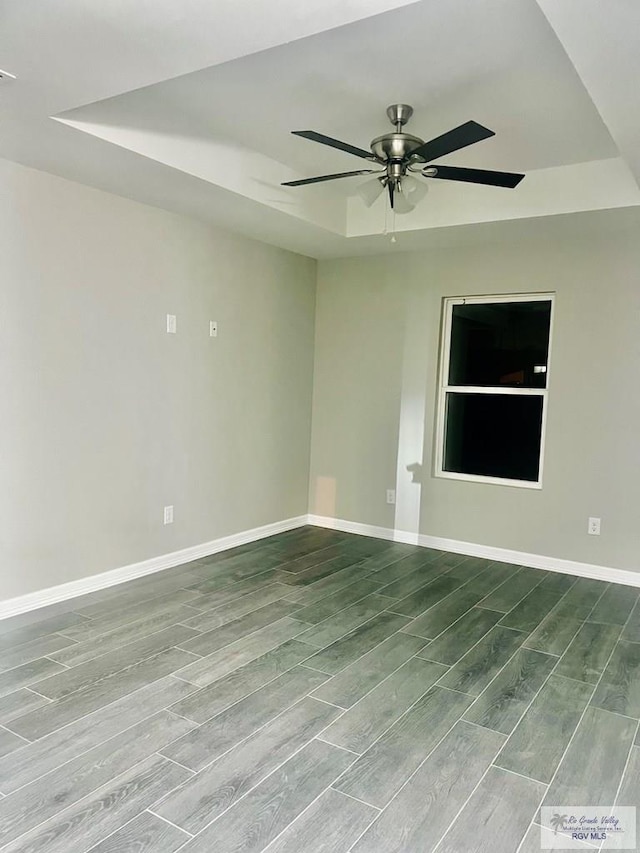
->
1;158;316;599
4;152;639;602
309;232;640;572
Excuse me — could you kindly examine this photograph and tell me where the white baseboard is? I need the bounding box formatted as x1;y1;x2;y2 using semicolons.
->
5;510;637;621
307;514;419;544
0;515;307;620
307;514;640;588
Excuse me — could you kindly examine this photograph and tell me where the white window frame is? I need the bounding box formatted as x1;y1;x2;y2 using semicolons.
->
435;292;555;490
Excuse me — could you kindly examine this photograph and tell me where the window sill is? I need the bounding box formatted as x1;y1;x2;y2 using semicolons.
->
435;470;543;490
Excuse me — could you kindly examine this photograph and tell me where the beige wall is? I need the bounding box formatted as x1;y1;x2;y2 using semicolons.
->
309;231;640;572
1;158;316;599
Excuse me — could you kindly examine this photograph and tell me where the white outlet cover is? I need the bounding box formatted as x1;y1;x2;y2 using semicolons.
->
166;314;177;334
209;320;218;337
163;505;174;525
386;489;396;505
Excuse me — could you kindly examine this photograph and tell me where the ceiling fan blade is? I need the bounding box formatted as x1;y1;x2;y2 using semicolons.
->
292;130;373;160
410;120;495;164
426;165;525;188
282;169;376;187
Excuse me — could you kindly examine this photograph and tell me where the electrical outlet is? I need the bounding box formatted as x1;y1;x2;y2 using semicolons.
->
209;320;218;338
163;505;174;525
588;517;601;535
386;489;396;505
166;314;177;334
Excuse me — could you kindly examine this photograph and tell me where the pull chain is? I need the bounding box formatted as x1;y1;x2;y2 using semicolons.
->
383;193;397;243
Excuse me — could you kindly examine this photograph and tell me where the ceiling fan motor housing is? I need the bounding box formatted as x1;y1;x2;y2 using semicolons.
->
370;133;425;164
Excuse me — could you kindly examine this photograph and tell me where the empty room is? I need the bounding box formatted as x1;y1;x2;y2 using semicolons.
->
1;1;640;851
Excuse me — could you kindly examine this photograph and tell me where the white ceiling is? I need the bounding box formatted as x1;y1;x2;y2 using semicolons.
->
1;0;639;258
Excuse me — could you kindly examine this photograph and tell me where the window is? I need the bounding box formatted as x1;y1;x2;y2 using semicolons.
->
435;293;554;488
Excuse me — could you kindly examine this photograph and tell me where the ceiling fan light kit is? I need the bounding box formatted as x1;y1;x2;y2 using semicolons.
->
282;104;525;215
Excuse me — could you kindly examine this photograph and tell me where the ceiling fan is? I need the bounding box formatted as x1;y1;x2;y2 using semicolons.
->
282;104;525;213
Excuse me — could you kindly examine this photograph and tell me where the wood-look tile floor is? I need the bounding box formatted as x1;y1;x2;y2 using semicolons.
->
0;526;639;852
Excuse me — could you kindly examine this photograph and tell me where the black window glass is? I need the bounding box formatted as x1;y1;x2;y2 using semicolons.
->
443;393;544;482
448;300;551;388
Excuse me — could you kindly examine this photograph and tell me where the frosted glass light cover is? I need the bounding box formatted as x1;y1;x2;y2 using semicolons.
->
394;175;428;214
357;176;385;207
